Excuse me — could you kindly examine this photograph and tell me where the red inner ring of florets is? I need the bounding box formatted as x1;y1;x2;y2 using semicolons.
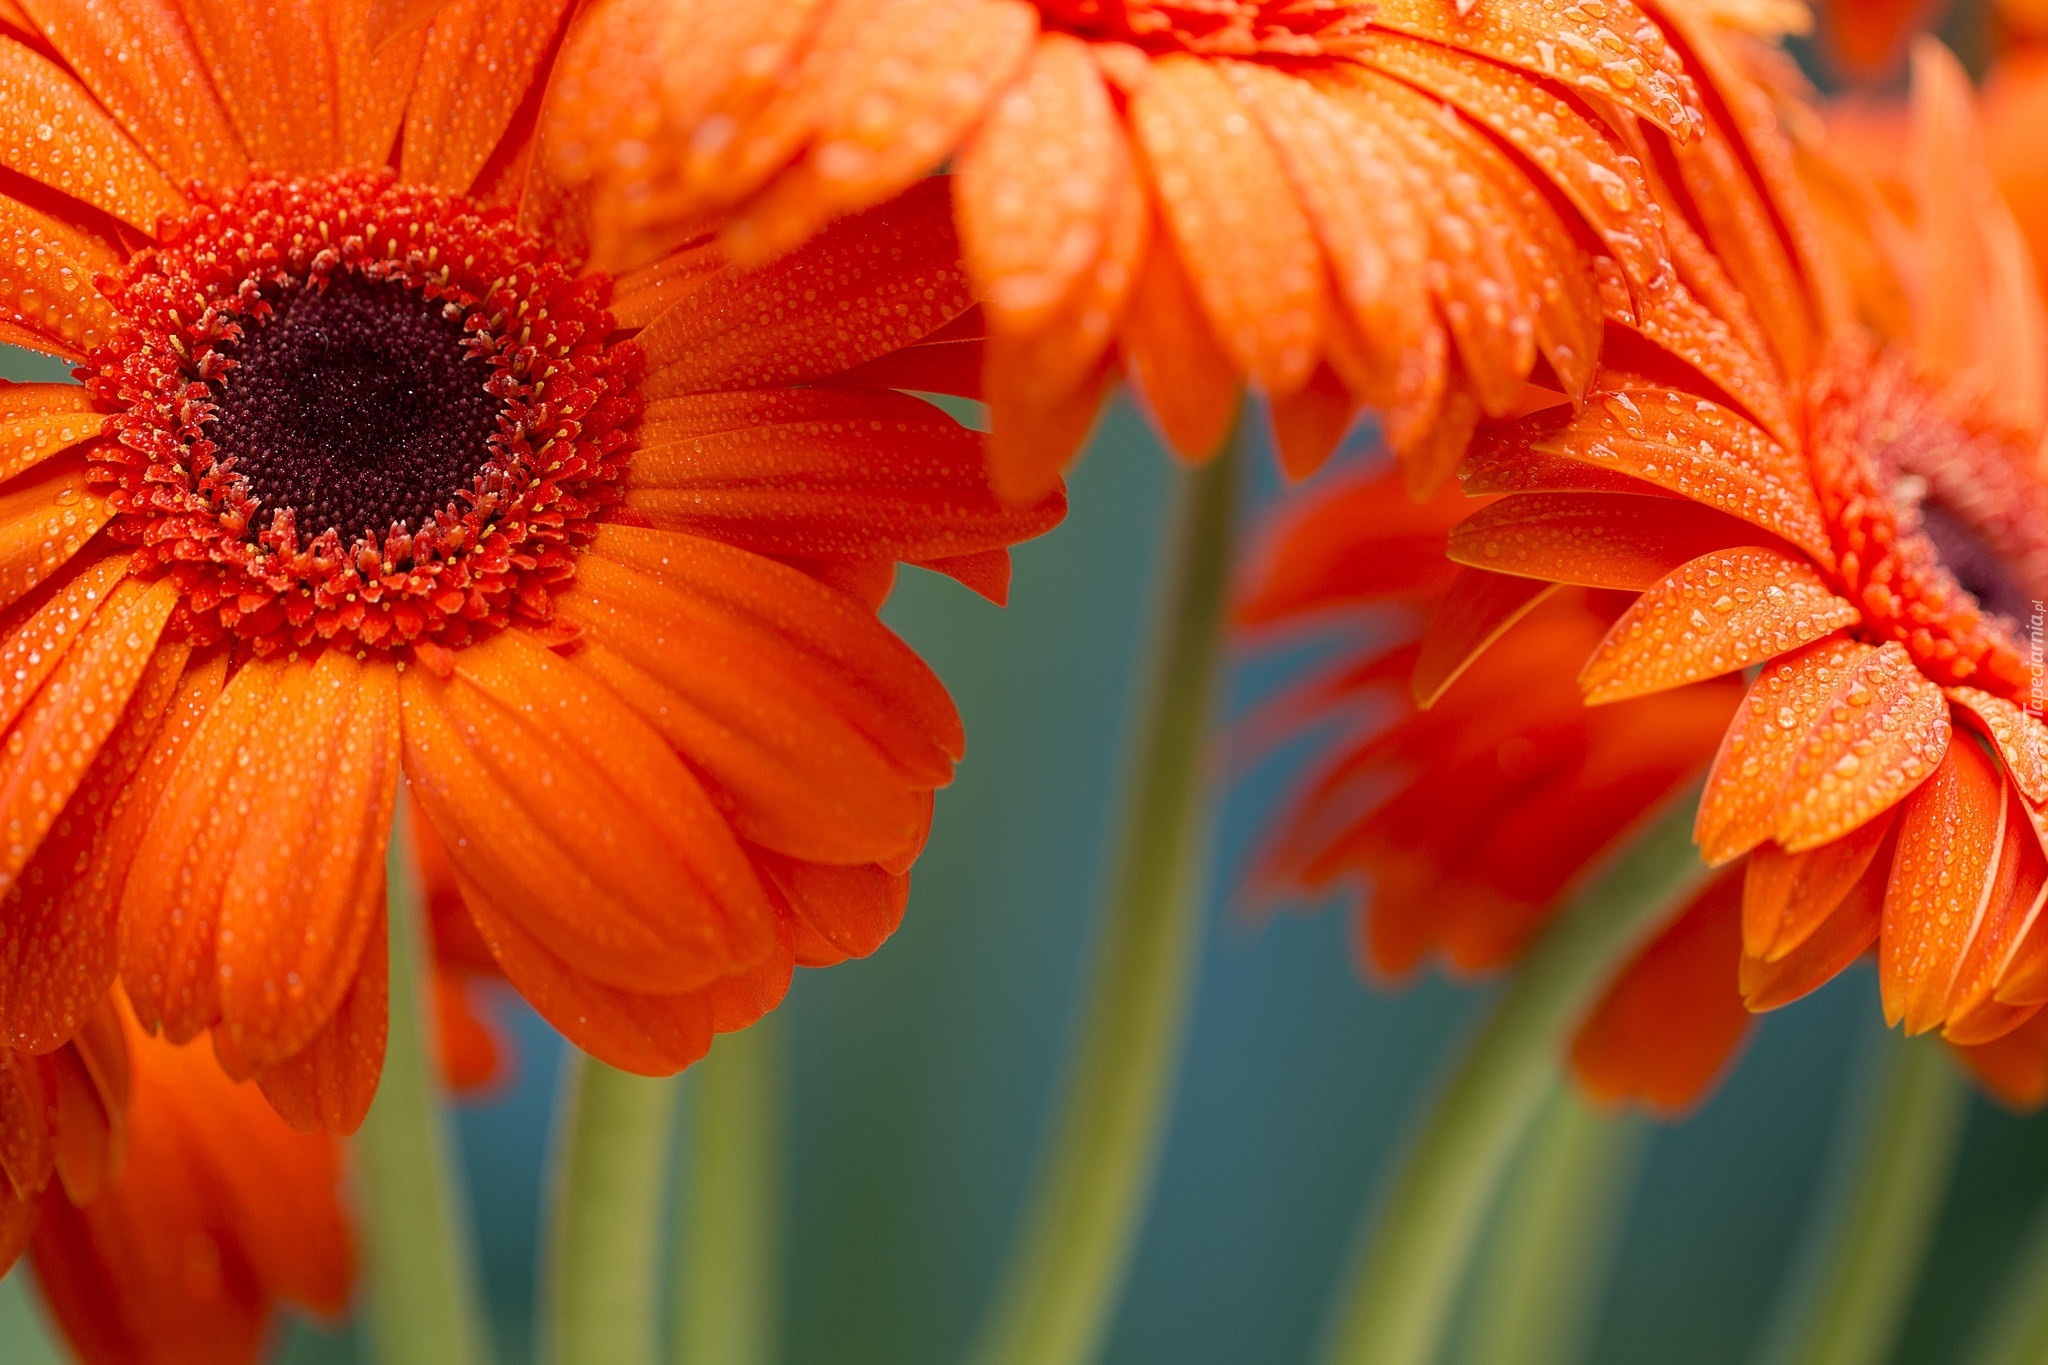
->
84;171;641;660
1808;347;2048;699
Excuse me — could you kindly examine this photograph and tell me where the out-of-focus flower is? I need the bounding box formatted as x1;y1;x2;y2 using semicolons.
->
1;996;352;1365
0;0;1061;1133
536;0;1744;499
1239;466;1751;1113
1438;34;2048;1103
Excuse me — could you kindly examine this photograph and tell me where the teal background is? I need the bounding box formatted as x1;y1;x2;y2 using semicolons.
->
0;346;2045;1364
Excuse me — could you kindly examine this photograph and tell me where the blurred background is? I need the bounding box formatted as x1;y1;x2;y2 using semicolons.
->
3;265;2048;1361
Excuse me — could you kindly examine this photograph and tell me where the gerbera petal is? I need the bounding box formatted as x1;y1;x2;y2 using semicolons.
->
214;652;399;1071
1445;491;1768;591
0;37;184;231
1368;0;1703;141
1571;870;1750;1115
1483;384;1833;564
0;394;103;485
627;388;1064;565
1948;687;2048;804
0;555;135;741
179;0;341;174
14;0;248;186
333;0;427;168
1597;259;1797;448
639;178;973;397
1951;1001;2048;1108
1579;546;1860;703
756;852;909;967
1742;806;1897;963
1411;569;1558;709
0;460;108;613
402;631;776;994
0;637;189;1053
955;32;1120;337
0;198;121;358
254;895;388;1135
454;871;719;1075
47;1043;115;1202
0;1048;51;1197
1130;53;1325;397
1118;212;1240;461
724;0;1038;263
1943;794;2048;1045
589;524;963;773
1741;849;1886;1011
1881;736;2007;1034
401;0;573;194
1770;645;1951;854
1234;470;1467;627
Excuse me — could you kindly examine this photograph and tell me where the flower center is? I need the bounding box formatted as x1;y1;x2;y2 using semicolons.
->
86;172;640;660
1809;347;2048;697
206;273;501;546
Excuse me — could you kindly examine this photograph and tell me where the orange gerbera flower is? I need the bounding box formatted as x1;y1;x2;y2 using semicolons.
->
535;0;1740;499
0;0;1061;1133
1240;465;1753;1112
1;997;352;1365
1431;35;2048;1098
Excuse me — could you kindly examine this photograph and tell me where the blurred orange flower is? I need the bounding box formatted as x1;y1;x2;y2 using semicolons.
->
537;0;1737;499
0;0;1059;1132
1;997;352;1365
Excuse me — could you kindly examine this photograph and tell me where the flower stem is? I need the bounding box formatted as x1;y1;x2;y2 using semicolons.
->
1758;1030;1966;1365
966;436;1239;1365
544;1056;681;1365
1454;1084;1645;1365
355;802;491;1365
671;1017;782;1365
1322;791;1709;1365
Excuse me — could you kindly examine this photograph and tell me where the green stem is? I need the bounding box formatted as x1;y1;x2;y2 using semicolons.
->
1455;1084;1645;1365
1963;1161;2048;1365
544;1057;681;1365
356;803;491;1365
671;1017;782;1365
1757;1031;1966;1365
1322;791;1709;1365
966;437;1239;1365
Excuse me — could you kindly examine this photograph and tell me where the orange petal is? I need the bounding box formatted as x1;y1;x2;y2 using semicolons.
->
1129;53;1324;396
1951;1004;2048;1108
214;653;400;1071
639;177;973;397
1881;736;2007;1034
0;1048;52;1197
402;0;573;193
1948;687;2048;804
402;631;775;994
737;0;1038;263
15;0;248;186
179;0;339;174
255;893;389;1135
1742;807;1898;963
1942;789;2048;1044
1118;215;1239;460
0;198;121;358
756;851;909;965
333;0;428;168
1770;644;1951;854
454;870;719;1075
0;36;184;230
1741;849;1887;1011
627;388;1063;563
1445;492;1765;591
1579;547;1860;704
1411;569;1558;709
1268;364;1358;481
1571;869;1750;1115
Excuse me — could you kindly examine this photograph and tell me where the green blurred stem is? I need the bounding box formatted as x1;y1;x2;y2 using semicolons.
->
356;804;491;1365
1965;1152;2048;1365
966;436;1239;1365
672;1018;782;1365
1456;1085;1645;1365
1322;791;1710;1365
1761;1031;1966;1365
546;1056;681;1365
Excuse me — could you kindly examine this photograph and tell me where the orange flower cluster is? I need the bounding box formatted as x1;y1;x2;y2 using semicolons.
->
1247;19;2048;1113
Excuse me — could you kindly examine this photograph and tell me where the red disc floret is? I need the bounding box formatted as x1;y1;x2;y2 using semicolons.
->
84;171;641;661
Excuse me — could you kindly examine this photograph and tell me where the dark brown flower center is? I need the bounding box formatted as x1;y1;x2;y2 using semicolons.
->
207;273;503;546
